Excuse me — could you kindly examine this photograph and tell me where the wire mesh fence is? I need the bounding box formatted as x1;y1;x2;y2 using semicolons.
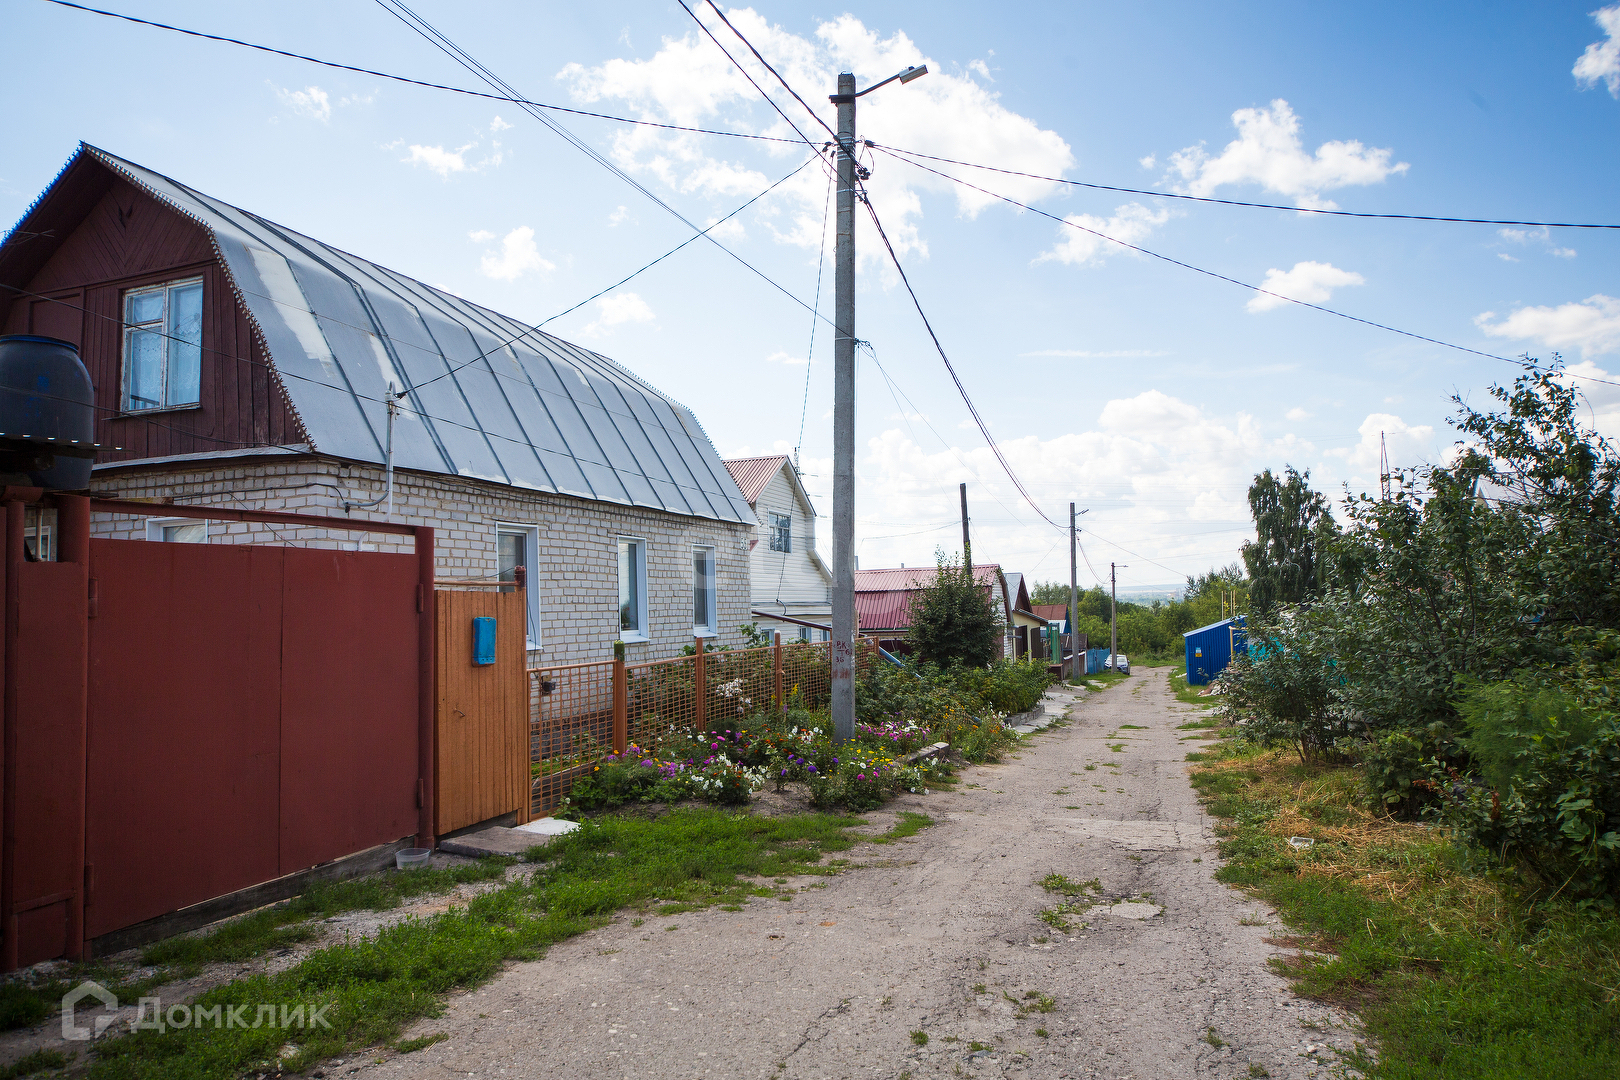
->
529;636;879;817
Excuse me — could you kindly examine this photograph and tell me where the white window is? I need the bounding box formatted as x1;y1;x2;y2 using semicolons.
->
618;537;648;641
145;517;209;543
692;545;717;636
123;277;203;412
497;524;542;650
768;511;791;553
23;507;56;562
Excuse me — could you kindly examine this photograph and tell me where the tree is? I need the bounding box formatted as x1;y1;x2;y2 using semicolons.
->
908;550;1003;668
1184;562;1247;601
1241;467;1335;616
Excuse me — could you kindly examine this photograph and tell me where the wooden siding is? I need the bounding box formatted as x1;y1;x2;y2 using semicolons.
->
0;179;302;463
748;465;831;610
435;588;529;835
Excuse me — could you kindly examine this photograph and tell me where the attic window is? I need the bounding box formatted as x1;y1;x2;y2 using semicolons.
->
768;511;791;553
123;278;203;411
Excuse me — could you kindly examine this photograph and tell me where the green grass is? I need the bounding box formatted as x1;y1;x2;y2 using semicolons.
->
1191;748;1620;1080
1084;670;1131;691
1169;663;1223;708
395;1032;447;1053
871;811;934;844
0;1049;72;1078
910;1030;928;1046
85;810;862;1079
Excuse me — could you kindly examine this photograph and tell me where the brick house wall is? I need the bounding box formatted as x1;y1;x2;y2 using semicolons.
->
89;454;753;666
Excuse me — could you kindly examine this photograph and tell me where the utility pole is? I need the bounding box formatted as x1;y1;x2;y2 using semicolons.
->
1109;562;1124;670
827;63;929;747
959;482;971;566
1068;503;1079;683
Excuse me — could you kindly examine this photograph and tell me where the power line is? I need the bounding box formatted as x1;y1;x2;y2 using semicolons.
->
38;0;801;145
796;171;834;461
699;0;838;141
872;145;1620;390
875;143;1620;230
673;0;829;151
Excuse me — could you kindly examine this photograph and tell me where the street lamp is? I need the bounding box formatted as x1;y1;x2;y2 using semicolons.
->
828;63;927;745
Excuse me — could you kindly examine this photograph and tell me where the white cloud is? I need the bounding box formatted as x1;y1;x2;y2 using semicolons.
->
490;115;514;131
766;349;807;365
1037;203;1171;266
584;293;656;336
1165;99;1408;209
467;229;495;242
1561;360;1620;442
556;10;1073;263
705;215;747;241
405;143;472;177
1574;4;1620;96
339;92;375;108
475;226;555;281
1247;261;1365;313
1552;247;1578;259
1498;225;1575;259
277;85;331;123
1475;294;1620;356
1324;413;1434;474
1497;253;1520;262
1285;407;1312;421
1138;154;1157;170
607;205;630;226
968;59;993;80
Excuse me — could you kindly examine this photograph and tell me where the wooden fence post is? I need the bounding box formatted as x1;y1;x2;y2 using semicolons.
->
612;640;627;756
773;631;785;714
693;635;707;732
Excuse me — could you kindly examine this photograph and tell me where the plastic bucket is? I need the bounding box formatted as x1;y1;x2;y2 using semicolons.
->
395;847;432;869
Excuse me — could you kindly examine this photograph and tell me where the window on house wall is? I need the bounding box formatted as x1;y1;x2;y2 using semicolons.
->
23;507;56;561
692;545;716;636
768;511;791;553
145;517;209;543
497;524;542;650
123;278;203;412
618;537;647;640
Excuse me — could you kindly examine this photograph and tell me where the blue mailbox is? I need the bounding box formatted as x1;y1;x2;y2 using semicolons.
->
473;616;497;665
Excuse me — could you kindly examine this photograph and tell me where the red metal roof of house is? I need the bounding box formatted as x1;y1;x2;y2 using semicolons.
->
853;565;1004;631
1032;603;1067;623
721;455;789;505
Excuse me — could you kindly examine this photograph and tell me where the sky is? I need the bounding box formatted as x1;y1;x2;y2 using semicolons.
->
4;1;1619;596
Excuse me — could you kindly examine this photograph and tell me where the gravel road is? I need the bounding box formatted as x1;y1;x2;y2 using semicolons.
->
366;668;1361;1080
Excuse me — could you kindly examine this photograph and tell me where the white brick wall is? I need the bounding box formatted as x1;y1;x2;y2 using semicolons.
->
90;457;753;667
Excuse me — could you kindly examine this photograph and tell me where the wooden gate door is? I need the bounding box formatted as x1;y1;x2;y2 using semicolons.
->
435;588;528;834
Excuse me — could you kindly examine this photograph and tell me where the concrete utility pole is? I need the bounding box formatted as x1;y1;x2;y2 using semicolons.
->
1110;562;1119;670
828;64;926;745
1068;503;1079;683
959;482;971;566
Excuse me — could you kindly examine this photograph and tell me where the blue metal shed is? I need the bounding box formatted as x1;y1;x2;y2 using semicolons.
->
1183;617;1246;685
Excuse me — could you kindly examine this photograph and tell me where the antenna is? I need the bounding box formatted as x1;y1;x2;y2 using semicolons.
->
1380;430;1391;501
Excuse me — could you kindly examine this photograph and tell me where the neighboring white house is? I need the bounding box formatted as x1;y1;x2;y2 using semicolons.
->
722;455;833;642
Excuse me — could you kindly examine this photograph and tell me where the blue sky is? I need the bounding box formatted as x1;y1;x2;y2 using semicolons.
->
4;1;1618;594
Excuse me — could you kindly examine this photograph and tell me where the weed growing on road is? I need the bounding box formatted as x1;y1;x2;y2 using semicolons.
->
1107;743;1126;753
910;1030;929;1046
83;810;862;1080
395;1033;447;1053
1202;1027;1226;1048
1120;724;1148;729
1015;993;1056;1017
1035;1028;1049;1038
1191;745;1620;1079
873;811;934;844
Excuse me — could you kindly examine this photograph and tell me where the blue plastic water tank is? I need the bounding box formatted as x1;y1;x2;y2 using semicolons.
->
0;335;96;491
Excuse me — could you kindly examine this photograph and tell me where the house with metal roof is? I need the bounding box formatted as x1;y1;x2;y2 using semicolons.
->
721;455;832;642
0;143;755;664
853;564;1039;658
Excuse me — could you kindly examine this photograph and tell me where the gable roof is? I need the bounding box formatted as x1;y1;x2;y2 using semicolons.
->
1031;603;1068;623
722;455;789;505
1;144;752;524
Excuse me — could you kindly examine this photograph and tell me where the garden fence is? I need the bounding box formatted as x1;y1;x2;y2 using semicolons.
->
528;635;876;817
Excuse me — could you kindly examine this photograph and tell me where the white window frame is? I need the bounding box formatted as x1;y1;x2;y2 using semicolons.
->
496;523;542;651
122;276;204;412
767;510;792;553
145;518;210;544
692;544;717;638
617;536;649;642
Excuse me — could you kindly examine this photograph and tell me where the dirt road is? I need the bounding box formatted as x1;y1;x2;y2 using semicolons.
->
370;669;1360;1080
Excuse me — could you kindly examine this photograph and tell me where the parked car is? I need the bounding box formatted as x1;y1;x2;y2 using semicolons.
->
1105;653;1131;675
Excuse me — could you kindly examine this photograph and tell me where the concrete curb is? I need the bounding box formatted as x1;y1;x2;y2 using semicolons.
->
899;741;951;766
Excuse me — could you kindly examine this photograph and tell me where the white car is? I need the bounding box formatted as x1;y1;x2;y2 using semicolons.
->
1106;653;1131;675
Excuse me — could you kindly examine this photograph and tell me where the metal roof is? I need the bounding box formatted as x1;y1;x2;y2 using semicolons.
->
1184;617;1241;638
1031;603;1067;623
722;454;789;506
69;145;753;525
853;564;1004;631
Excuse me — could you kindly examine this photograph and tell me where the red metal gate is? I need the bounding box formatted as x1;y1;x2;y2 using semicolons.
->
0;493;437;968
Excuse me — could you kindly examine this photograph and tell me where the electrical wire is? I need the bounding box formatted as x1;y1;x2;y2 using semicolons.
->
673;0;829;151
871;145;1620;390
795;171;834;461
874;144;1620;230
699;0;838;141
37;0;801;146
